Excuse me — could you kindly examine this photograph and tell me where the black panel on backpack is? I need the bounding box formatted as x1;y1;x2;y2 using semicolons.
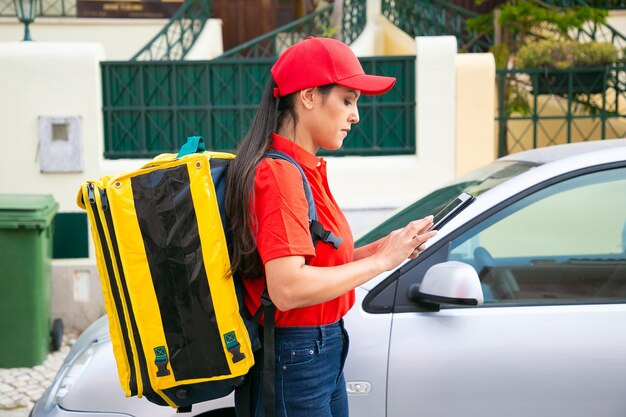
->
132;165;230;381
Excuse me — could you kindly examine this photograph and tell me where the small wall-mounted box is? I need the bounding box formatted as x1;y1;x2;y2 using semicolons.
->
39;115;83;173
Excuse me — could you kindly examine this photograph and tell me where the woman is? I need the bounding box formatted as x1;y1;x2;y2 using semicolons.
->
225;37;436;417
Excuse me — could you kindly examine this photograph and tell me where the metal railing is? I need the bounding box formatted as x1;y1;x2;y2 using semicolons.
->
543;0;626;8
535;0;626;51
381;0;626;54
101;56;415;159
496;66;626;156
492;0;626;155
446;0;505;13
218;0;366;59
381;0;493;52
218;5;334;59
0;0;75;17
568;19;626;57
341;0;367;45
131;0;211;61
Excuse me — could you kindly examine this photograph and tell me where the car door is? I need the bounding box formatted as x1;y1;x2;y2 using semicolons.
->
383;165;626;417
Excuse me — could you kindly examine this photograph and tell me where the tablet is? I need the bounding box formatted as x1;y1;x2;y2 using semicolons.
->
429;192;474;231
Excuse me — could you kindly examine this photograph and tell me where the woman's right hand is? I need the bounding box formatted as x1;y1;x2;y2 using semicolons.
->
373;216;437;271
265;216;437;310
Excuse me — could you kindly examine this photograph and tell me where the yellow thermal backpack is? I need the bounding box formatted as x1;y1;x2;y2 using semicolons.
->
77;136;342;412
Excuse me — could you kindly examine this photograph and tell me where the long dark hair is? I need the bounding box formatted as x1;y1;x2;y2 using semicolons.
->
225;79;333;278
225;80;296;278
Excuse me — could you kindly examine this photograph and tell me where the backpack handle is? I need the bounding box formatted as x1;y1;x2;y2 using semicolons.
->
177;136;206;158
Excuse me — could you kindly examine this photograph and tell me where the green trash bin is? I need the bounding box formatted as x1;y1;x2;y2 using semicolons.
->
0;194;59;368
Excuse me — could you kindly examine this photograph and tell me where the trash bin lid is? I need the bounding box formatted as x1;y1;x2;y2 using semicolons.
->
0;194;59;230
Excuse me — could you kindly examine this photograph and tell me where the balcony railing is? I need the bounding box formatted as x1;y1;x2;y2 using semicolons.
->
570;20;626;55
381;0;626;54
101;56;415;158
496;66;626;156
218;0;366;59
543;0;626;8
0;0;75;17
131;0;211;61
218;5;334;59
381;0;493;52
341;0;367;45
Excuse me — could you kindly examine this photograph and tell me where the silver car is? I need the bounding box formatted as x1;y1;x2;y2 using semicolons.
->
32;139;626;417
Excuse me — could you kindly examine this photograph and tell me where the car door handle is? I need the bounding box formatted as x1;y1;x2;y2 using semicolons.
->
346;381;372;395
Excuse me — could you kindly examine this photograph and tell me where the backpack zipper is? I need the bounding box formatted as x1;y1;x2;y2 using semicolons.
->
86;184;138;396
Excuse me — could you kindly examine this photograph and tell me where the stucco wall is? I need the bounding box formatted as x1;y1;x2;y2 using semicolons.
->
455;53;497;175
607;10;626;39
0;42;105;212
0;17;223;60
349;0;384;55
185;19;224;60
0;42;106;333
0;38;495;230
380;16;416;56
0;35;497;331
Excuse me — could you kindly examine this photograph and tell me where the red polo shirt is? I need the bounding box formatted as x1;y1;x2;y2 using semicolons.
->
242;133;355;326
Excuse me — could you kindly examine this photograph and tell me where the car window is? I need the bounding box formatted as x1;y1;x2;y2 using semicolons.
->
355;161;538;246
449;167;626;305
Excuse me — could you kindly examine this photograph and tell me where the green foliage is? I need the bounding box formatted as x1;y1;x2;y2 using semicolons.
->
318;23;339;38
505;82;532;115
516;39;618;68
470;0;617;121
466;13;494;35
497;2;607;37
490;43;512;69
574;41;618;65
479;1;618;133
466;0;609;58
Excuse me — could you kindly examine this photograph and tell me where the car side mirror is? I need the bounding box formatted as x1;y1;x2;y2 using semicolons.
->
408;261;484;311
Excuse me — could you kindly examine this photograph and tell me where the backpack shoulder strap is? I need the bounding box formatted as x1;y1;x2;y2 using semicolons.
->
265;150;342;249
253;150;341;417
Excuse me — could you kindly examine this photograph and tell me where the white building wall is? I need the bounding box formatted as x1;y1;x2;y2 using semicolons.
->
0;42;105;211
0;18;223;60
607;10;626;40
0;31;496;331
0;42;106;333
185;19;224;60
349;0;385;56
415;36;458;187
335;36;460;233
455;52;496;175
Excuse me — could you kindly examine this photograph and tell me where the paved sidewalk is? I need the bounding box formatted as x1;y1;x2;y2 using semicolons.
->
0;409;29;417
0;336;75;417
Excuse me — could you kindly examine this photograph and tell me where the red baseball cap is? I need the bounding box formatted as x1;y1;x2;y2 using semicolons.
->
271;37;396;98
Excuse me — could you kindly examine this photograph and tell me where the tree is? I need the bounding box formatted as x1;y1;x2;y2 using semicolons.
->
467;0;608;68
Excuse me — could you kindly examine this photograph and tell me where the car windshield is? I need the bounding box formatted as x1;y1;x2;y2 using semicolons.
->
355;160;539;246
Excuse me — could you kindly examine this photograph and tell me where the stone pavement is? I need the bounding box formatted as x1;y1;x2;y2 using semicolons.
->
0;335;75;417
